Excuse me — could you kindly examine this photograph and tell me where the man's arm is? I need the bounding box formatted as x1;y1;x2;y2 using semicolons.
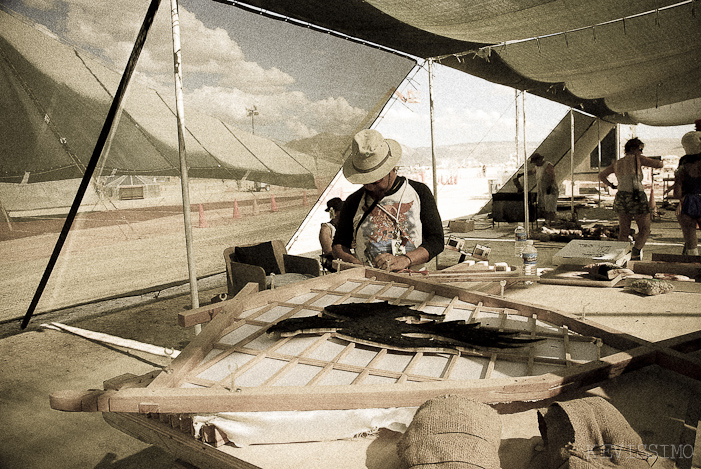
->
409;180;444;260
332;244;363;265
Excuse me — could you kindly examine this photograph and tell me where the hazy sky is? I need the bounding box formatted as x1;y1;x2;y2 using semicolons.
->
5;0;690;148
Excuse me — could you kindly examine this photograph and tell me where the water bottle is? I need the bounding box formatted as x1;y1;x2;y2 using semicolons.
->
522;240;538;285
514;225;526;257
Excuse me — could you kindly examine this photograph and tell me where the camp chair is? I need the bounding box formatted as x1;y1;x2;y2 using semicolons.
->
224;240;320;297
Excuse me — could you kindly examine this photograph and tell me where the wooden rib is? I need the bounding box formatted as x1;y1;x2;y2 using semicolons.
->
414;291;436;311
365;281;395;302
306;342;356;386
527;314;538;376
563;325;572;367
261;333;333;386
388;285;414;305
441;353;460;379
351;349;388;384
192;289;331;383
467;301;482;324
482;310;508;380
398;352;423;383
442;296;459;317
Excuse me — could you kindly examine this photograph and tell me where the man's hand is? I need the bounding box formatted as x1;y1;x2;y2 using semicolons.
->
373;253;411;272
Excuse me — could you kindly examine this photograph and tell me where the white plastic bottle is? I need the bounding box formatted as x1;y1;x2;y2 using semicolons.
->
522;240;538;284
514;225;526;257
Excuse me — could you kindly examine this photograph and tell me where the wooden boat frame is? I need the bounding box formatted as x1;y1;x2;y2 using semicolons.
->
50;267;701;415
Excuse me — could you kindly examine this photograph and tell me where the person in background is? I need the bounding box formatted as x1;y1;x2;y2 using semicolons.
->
319;197;343;271
673;130;701;255
598;137;664;261
332;129;444;271
515;153;559;226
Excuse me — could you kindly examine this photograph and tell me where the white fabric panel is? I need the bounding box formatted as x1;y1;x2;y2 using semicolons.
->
193;407;418;446
365;0;681;42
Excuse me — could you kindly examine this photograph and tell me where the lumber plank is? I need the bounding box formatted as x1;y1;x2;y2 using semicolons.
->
629;261;701;277
651;253;701;264
178;282;259;328
102;412;260;469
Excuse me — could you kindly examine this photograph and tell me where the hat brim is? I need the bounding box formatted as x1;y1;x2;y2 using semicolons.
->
343;139;402;185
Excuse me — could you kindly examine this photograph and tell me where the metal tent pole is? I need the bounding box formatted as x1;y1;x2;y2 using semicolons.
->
515;89;520;169
570;108;575;218
21;0;162;329
170;0;201;334
428;59;438;204
520;91;530;237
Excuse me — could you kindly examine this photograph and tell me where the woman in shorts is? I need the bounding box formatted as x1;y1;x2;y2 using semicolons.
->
598;138;663;260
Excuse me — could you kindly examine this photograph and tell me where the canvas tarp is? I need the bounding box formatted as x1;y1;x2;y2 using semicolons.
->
0;8;338;188
227;0;701;126
478;110;616;215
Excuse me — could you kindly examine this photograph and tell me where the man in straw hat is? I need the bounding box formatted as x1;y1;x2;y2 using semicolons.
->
332;129;443;271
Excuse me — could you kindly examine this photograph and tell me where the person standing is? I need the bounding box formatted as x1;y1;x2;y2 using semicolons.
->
319;197;343;271
674;130;701;255
332;129;444;271
598;137;664;260
515;153;559;226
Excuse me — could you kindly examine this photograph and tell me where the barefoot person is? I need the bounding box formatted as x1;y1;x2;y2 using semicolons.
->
598;138;664;260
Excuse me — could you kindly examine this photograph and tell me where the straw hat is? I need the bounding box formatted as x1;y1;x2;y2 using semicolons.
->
343;129;402;184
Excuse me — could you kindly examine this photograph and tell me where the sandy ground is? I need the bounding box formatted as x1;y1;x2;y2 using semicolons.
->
1;200;700;468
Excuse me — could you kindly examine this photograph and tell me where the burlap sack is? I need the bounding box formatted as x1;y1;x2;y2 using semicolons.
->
397;395;501;469
537;396;656;468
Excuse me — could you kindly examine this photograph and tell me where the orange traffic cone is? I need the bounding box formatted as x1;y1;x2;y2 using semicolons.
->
271;194;278;212
303;190;309;207
197;204;208;228
233;199;241;219
252;197;259;215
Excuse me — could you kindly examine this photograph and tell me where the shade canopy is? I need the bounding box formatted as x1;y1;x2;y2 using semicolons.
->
0;8;345;187
226;0;701;126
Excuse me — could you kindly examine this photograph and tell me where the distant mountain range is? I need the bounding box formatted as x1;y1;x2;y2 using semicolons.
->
286;134;687;169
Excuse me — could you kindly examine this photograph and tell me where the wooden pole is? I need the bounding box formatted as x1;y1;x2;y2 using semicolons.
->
21;0;162;329
170;0;201;334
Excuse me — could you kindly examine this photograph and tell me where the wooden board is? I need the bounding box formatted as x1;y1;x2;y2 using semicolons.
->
552;240;631;266
651;253;701;264
629;261;701;278
538;265;624;288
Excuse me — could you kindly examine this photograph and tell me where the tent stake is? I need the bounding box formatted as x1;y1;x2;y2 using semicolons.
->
21;0;162;329
170;0;201;334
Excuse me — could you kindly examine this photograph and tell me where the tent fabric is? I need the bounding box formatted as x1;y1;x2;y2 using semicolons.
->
230;0;701;126
0;8;346;187
478;110;613;215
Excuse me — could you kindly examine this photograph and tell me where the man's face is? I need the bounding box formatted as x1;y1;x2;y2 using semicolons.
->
363;172;393;199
